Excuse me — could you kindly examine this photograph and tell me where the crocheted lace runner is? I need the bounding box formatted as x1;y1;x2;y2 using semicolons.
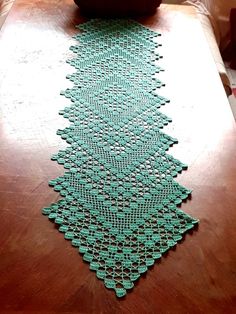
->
42;19;198;298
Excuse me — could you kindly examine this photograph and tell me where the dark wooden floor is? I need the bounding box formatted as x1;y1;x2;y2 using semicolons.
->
0;1;236;313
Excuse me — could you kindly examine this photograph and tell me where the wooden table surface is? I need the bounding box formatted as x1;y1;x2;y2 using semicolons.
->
0;1;236;313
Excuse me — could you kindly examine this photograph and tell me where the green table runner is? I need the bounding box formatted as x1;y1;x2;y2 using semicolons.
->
42;19;198;298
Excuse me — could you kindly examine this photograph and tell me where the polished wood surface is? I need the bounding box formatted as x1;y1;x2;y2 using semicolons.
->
0;1;236;313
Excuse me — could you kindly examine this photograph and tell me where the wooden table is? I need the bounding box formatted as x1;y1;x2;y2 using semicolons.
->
0;1;236;313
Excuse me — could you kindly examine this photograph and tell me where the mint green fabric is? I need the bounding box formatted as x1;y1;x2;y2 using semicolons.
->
42;19;198;298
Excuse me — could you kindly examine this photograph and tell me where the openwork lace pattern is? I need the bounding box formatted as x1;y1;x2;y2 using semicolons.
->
42;19;198;298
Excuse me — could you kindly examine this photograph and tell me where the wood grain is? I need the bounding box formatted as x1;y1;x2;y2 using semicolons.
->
0;1;236;313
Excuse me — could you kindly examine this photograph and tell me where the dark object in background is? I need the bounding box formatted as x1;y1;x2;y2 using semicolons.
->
74;0;162;17
222;8;236;70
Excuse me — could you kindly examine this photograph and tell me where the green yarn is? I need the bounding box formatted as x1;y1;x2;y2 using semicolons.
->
42;19;198;297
